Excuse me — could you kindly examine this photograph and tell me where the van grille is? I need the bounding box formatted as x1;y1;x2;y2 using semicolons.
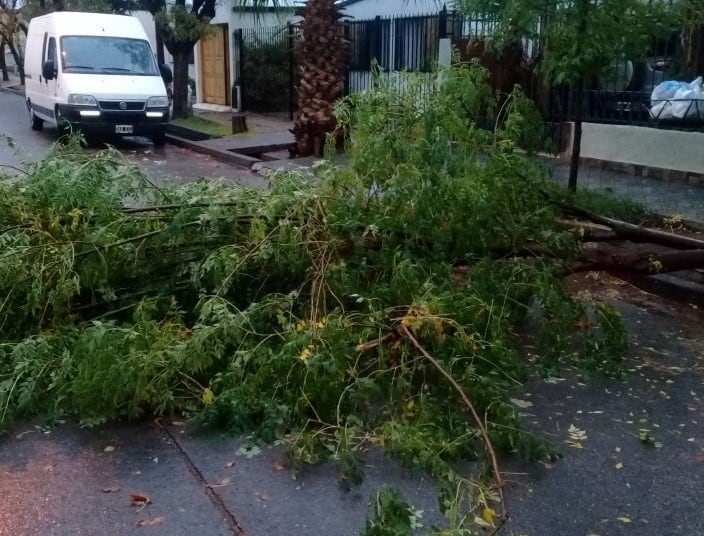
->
98;101;146;111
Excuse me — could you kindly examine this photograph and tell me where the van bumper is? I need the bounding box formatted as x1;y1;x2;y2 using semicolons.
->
57;104;169;137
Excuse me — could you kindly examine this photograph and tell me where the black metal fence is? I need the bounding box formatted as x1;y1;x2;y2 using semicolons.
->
234;7;703;131
234;24;298;120
344;7;704;132
345;13;442;94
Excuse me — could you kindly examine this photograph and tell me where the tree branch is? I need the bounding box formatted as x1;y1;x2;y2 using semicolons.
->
400;325;508;524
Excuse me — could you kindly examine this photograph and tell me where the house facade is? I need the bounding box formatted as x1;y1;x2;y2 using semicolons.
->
192;0;449;110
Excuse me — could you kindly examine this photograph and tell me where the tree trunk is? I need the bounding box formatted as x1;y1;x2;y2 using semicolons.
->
568;0;590;193
155;22;165;66
292;0;349;158
0;40;9;82
171;46;192;118
5;37;24;85
573;243;704;274
682;25;704;77
559;204;704;250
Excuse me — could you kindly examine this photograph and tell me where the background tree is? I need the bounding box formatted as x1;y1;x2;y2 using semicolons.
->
675;0;704;77
0;0;24;83
455;0;675;192
0;39;8;81
154;0;215;118
290;0;348;157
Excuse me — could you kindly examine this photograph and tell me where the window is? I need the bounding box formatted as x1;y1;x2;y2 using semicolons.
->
60;36;159;76
47;37;57;66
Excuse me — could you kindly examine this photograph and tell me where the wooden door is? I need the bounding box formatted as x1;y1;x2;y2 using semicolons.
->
200;25;229;105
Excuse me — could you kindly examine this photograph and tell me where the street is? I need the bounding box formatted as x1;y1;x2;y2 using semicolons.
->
0;91;263;187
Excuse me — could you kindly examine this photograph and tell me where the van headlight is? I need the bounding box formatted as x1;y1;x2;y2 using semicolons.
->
147;96;169;108
68;94;97;106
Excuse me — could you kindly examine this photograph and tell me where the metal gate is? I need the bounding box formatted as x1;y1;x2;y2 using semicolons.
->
233;24;298;120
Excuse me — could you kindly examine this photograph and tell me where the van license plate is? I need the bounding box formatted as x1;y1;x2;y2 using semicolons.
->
115;125;133;134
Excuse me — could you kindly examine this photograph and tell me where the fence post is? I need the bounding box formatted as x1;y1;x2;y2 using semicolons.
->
233;29;244;112
287;22;296;121
439;4;448;39
371;16;382;66
437;6;452;68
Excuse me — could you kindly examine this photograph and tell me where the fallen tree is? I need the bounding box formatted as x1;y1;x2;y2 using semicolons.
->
0;65;699;532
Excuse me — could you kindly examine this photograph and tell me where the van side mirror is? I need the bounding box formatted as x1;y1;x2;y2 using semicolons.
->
42;60;56;80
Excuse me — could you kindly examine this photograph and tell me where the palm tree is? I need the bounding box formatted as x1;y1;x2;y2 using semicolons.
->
240;0;349;157
291;0;348;157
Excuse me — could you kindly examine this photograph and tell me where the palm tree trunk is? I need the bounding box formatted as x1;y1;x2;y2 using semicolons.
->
292;0;349;157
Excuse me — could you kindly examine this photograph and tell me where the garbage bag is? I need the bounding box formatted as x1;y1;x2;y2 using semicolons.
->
650;76;703;120
650;80;685;103
671;77;703;119
649;99;673;120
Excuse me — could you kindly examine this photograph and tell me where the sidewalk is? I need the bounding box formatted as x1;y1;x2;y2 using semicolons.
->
0;419;444;535
0;70;24;96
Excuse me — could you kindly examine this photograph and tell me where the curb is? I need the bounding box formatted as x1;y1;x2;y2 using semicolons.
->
166;133;260;169
0;85;24;97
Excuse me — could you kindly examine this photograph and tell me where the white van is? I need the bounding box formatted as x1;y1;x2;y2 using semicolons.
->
24;12;169;145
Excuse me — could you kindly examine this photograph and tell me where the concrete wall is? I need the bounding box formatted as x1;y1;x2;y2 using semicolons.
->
575;123;704;175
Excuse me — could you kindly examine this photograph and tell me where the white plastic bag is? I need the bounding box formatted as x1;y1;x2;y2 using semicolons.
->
649;99;673;120
671;77;703;119
650;80;684;104
651;76;703;120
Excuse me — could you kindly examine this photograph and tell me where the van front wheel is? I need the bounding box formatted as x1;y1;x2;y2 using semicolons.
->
28;104;43;131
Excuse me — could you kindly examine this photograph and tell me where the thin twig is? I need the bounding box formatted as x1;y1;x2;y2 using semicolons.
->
0;163;27;174
122;202;246;214
400;325;508;523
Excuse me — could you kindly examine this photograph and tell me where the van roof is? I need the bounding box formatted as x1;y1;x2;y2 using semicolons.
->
30;12;148;40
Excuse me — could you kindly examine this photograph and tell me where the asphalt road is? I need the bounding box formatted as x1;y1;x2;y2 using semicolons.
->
0;91;264;187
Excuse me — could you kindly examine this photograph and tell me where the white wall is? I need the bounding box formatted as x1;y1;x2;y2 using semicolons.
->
571;123;704;175
341;0;445;20
191;0;446;108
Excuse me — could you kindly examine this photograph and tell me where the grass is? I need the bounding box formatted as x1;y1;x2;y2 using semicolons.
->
171;115;233;138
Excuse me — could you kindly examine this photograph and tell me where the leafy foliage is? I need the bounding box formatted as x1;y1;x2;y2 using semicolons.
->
0;64;628;532
361;487;424;536
455;0;675;85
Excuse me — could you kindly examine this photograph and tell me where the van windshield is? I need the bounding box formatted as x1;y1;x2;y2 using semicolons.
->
60;36;159;76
